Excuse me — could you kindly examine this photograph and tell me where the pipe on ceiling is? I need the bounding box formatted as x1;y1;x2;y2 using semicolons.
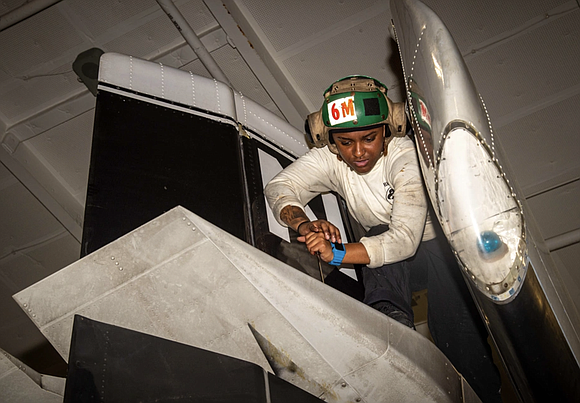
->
156;0;232;88
0;0;62;32
545;228;580;252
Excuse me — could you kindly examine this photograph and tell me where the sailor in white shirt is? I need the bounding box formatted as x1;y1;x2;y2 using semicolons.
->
265;76;501;402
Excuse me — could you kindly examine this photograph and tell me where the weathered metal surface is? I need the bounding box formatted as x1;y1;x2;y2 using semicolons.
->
15;206;477;402
0;348;64;403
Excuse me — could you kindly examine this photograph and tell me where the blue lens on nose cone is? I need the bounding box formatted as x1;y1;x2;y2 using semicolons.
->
478;231;503;254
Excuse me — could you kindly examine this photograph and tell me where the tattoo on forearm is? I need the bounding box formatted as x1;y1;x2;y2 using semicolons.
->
280;206;309;231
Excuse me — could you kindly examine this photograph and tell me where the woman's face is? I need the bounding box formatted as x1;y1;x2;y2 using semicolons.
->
332;126;385;174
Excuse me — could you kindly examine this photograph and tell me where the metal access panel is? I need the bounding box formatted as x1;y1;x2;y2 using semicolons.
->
14;206;479;402
82;88;247;256
64;315;322;403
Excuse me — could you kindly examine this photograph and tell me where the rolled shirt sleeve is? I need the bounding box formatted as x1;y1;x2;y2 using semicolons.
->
264;148;335;227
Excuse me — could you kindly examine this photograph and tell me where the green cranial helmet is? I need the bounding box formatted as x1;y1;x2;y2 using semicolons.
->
306;75;407;154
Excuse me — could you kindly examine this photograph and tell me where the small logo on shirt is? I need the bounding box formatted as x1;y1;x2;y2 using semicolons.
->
384;182;394;204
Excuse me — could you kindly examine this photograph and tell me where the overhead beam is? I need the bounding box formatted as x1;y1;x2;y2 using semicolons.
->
0;0;63;32
0;147;82;242
204;0;305;129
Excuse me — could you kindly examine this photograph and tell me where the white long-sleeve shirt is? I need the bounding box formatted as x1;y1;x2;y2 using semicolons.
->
265;136;436;268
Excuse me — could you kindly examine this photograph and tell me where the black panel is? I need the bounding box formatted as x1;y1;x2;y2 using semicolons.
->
363;98;380;116
64;315;322;403
267;373;323;403
82;91;246;255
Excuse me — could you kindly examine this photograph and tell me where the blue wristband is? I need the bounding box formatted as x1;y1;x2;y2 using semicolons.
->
329;242;345;266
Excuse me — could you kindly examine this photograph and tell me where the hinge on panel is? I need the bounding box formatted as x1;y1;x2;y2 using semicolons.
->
238;122;250;138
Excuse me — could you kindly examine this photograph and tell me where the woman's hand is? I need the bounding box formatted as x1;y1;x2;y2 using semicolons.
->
297;219;342;244
278;205;342;250
302;231;334;263
299;223;371;265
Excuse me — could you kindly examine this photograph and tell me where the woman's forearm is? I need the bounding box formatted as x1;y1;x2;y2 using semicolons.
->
280;205;310;232
343;243;371;265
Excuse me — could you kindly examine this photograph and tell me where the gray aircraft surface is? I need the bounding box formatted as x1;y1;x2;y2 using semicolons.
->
390;0;579;401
